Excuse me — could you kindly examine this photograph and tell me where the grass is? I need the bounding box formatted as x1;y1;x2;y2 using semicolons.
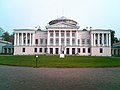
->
0;55;120;68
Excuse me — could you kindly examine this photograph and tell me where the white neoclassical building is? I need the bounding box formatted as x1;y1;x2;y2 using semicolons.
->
14;17;111;56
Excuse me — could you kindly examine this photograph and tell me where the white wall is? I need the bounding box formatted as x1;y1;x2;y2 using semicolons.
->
91;47;111;56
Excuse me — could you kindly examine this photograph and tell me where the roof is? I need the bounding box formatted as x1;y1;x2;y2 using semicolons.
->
2;44;14;48
48;16;78;25
112;42;120;48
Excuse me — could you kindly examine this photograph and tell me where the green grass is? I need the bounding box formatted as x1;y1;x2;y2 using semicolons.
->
0;55;120;68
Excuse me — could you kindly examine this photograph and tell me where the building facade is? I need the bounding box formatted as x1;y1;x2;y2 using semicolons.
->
14;17;111;56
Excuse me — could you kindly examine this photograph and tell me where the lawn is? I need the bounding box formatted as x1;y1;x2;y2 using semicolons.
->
0;55;120;68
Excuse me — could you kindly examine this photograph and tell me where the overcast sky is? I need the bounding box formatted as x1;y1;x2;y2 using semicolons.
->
0;0;120;38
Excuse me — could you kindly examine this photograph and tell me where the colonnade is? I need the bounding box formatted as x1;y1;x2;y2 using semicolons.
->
91;33;111;46
47;30;78;46
14;33;35;46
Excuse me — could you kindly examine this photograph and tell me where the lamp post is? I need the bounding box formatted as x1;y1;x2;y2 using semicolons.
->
35;55;39;68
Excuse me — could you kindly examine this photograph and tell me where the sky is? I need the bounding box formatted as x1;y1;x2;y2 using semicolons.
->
0;0;120;38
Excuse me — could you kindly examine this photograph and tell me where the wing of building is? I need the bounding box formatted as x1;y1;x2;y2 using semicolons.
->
14;17;111;56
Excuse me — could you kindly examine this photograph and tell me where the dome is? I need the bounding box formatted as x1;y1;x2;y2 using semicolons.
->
48;16;78;26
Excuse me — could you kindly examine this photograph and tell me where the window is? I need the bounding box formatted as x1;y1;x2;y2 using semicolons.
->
56;38;59;45
44;48;47;53
88;48;91;53
22;48;25;52
77;48;80;53
35;39;38;45
50;38;53;45
72;38;75;45
67;38;70;45
87;39;90;44
66;32;70;37
100;48;103;53
40;39;43;44
78;39;80;45
72;32;75;37
56;33;59;37
61;33;64;37
45;39;47;44
39;48;42;52
83;48;85;53
61;38;64;45
82;39;85;44
50;33;53;37
34;48;37;52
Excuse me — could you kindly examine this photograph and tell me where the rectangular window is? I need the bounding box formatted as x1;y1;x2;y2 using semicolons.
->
82;39;85;45
22;48;25;52
67;38;70;45
77;48;80;53
78;39;80;45
100;48;103;53
72;32;75;37
50;38;53;45
40;39;43;44
61;33;64;37
44;48;47;53
35;39;38;45
66;32;70;37
87;39;90;44
39;48;42;52
61;38;64;45
45;39;47;44
56;38;59;45
72;38;75;45
56;33;59;37
50;33;53;37
34;48;37;52
83;48;85;53
88;48;91;53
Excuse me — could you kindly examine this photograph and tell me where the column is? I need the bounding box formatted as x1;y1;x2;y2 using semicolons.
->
26;33;27;45
53;31;55;46
91;33;93;46
32;33;35;45
47;31;50;46
106;33;108;46
30;33;31;46
109;33;111;46
76;31;78;46
21;33;23;45
59;30;61;46
97;33;100;46
70;31;72;46
14;33;16;45
94;34;96;46
17;33;19;45
102;33;104;46
64;31;66;46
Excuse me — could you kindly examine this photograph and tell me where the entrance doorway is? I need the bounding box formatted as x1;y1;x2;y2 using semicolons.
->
50;48;53;54
66;48;69;54
72;48;75;54
55;48;59;54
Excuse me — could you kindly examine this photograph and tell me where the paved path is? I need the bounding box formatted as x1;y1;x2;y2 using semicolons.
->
0;65;120;90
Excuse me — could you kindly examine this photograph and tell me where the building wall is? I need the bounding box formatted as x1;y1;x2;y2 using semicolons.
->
13;18;112;56
91;47;111;56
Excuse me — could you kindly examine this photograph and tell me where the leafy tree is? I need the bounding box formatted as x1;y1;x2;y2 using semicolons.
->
2;32;14;44
111;30;115;45
111;30;119;45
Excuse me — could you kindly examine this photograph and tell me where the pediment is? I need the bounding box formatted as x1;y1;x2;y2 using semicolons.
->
49;22;77;28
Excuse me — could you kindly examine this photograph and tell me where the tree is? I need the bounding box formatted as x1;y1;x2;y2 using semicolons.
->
111;30;115;45
111;30;119;45
2;32;14;44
